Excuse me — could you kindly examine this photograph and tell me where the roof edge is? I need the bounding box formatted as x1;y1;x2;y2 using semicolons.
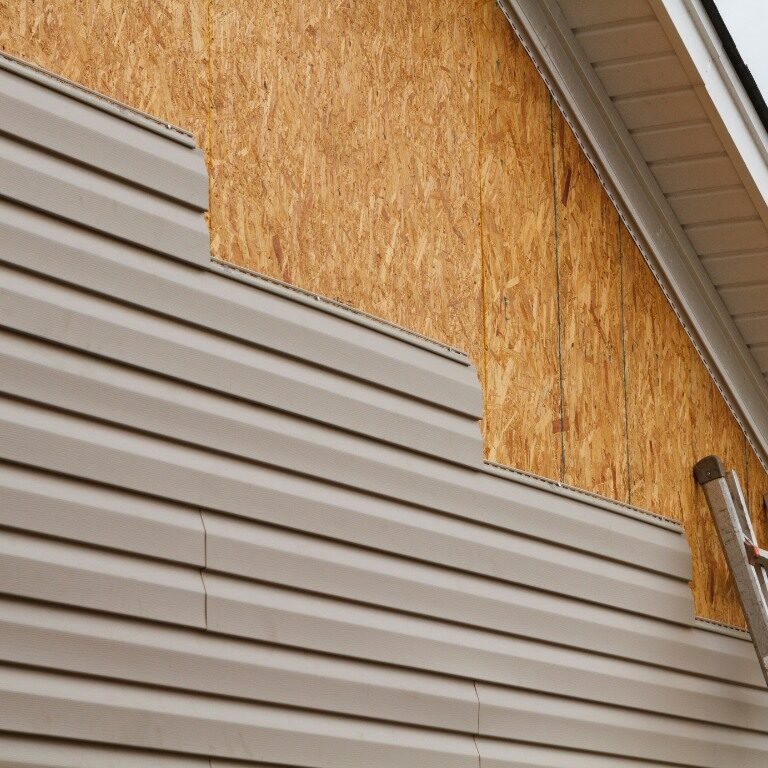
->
649;0;768;232
700;0;768;136
496;0;768;472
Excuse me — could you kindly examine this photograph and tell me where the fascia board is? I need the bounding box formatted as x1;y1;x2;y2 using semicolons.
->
649;0;768;231
496;0;768;470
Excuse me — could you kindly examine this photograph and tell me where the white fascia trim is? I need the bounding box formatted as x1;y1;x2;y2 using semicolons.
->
496;0;768;471
650;0;768;229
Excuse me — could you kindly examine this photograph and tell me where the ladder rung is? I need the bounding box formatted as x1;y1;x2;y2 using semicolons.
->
746;542;768;569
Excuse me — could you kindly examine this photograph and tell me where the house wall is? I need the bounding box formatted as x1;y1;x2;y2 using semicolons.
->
3;59;768;765
2;0;767;627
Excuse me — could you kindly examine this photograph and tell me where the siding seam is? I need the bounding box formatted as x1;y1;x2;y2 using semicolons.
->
199;510;208;630
475;16;491;444
618;217;633;505
549;94;567;483
472;680;481;768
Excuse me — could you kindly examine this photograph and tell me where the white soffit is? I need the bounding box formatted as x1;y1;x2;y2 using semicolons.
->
496;0;768;469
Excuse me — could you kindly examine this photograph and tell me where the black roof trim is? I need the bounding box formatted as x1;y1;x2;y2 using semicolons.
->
701;0;768;136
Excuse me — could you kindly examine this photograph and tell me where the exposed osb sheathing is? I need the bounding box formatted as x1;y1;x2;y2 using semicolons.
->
623;224;696;522
689;361;749;626
3;0;767;627
623;219;749;625
555;113;629;501
209;0;483;361
748;447;768;568
0;0;209;147
476;3;561;478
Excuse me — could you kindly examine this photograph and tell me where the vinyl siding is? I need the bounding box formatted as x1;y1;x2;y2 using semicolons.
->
1;54;767;768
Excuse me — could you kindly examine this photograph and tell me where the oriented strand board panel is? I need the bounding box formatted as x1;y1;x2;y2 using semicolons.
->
476;3;561;477
748;446;768;576
689;363;748;626
0;0;209;146
621;222;741;624
554;113;629;501
210;0;483;361
622;223;695;520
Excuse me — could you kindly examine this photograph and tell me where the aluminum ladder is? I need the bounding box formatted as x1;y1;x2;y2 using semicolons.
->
694;455;768;687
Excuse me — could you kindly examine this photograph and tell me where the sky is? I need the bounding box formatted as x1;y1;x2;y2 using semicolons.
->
715;0;768;100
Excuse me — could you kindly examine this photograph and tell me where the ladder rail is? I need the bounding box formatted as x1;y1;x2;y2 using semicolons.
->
694;455;768;687
725;469;768;618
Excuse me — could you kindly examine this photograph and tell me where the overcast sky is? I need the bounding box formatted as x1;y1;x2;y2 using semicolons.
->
715;0;768;98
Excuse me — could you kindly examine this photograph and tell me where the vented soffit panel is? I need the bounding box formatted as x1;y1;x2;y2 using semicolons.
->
496;0;768;471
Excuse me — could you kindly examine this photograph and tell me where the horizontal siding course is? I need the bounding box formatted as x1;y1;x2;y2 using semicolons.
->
0;396;690;622
0;136;209;267
0;529;205;627
0;463;204;565
2;56;767;767
0;199;483;421
0;665;480;768
0;732;209;768
0;67;208;209
0;599;476;733
203;572;761;689
478;683;768;767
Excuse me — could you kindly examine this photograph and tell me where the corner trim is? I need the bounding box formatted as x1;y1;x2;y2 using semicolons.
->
496;0;768;471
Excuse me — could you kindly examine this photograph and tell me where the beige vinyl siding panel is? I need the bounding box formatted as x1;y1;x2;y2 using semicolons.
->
0;733;210;768
0;529;205;627
0;65;206;208
0;463;204;564
2;53;768;768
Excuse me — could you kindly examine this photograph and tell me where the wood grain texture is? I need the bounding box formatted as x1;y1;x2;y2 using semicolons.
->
476;2;561;477
555;113;629;501
621;221;746;624
689;363;748;626
748;445;768;579
209;0;483;362
0;0;209;146
623;223;695;521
